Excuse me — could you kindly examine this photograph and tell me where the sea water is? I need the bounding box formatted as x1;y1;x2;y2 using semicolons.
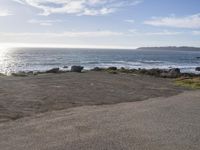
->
0;47;200;75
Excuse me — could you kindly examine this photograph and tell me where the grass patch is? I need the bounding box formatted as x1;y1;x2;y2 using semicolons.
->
175;77;200;89
106;70;118;74
0;73;6;76
11;72;28;77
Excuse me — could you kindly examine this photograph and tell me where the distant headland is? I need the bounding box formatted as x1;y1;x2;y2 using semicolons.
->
136;46;200;51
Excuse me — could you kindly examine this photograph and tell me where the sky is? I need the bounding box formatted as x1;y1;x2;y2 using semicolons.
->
0;0;200;48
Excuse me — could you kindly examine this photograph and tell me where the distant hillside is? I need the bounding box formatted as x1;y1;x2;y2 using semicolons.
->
137;46;200;51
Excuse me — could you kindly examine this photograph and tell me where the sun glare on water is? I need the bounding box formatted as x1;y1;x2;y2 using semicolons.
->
0;46;17;75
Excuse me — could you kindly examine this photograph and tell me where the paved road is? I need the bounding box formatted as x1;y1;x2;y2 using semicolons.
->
0;90;200;150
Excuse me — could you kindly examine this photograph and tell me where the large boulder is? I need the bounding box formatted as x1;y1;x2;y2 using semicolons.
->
71;66;84;73
196;67;200;71
46;68;60;73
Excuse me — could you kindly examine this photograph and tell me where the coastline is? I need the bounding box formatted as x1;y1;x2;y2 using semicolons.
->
4;66;200;78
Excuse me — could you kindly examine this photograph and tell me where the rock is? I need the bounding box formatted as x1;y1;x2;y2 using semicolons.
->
195;67;200;71
63;66;68;69
71;66;84;73
27;71;34;75
137;68;165;76
161;68;181;78
137;69;148;74
108;67;117;71
91;67;103;71
160;73;171;78
160;72;172;78
169;68;181;74
119;67;131;73
129;69;138;73
147;69;164;76
46;68;60;73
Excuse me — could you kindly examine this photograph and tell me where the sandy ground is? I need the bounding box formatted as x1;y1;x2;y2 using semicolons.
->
0;90;200;150
0;72;184;122
1;72;198;150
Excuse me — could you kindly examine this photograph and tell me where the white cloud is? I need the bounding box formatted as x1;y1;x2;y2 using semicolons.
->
12;0;142;16
12;0;26;4
0;30;123;38
1;30;181;39
145;30;182;36
128;29;182;36
125;19;135;23
0;30;124;47
144;13;200;29
28;19;62;26
0;9;13;16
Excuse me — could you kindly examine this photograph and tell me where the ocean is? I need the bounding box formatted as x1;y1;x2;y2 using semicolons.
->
0;47;200;75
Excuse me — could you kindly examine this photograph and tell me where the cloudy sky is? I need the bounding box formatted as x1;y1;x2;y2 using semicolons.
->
0;0;200;48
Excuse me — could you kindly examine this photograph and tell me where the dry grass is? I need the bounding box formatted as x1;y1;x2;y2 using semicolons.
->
175;77;200;89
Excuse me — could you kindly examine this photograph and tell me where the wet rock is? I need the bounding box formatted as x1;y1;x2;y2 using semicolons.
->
63;66;68;69
196;67;200;71
71;66;84;73
46;68;60;73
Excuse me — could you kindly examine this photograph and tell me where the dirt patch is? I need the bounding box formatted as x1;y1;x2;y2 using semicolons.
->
0;72;185;122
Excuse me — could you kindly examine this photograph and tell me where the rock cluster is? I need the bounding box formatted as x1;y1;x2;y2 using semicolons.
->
90;67;187;78
71;66;84;73
46;68;60;73
9;66;200;78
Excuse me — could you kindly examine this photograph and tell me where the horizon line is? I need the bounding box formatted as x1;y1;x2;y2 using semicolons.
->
0;43;200;50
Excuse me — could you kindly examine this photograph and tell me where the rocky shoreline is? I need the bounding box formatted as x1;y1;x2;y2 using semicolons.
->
5;66;200;78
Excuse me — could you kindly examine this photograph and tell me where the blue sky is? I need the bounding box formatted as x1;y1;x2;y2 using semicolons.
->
0;0;200;48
